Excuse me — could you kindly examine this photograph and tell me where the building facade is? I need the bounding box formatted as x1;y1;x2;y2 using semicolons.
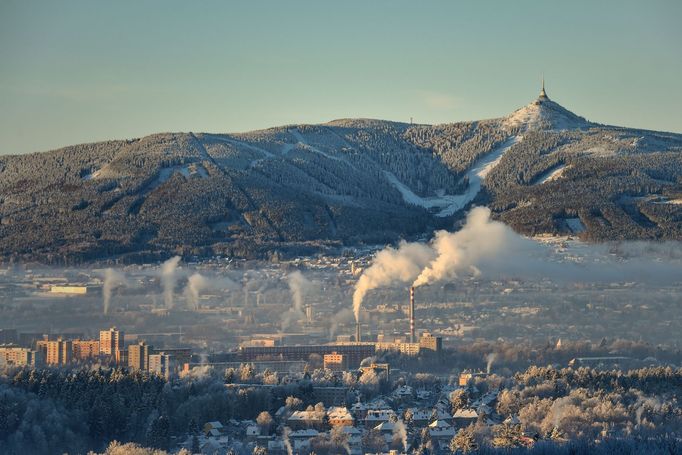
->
99;327;124;356
128;341;151;370
72;340;100;360
46;339;72;366
0;346;38;367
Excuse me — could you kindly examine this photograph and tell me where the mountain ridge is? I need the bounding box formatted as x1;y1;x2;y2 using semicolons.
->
1;91;682;263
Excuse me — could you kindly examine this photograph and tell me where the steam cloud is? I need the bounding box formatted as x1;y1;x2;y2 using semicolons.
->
392;420;408;452
161;256;181;309
281;271;312;331
102;268;127;315
352;241;435;322
413;207;536;287
486;353;497;374
184;273;208;310
352;206;682;321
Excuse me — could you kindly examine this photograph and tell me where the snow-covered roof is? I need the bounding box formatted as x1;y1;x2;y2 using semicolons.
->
453;408;479;419
374;421;401;432
288;410;324;421
409;409;432;421
289;429;319;438
327;406;353;420
365;409;397;421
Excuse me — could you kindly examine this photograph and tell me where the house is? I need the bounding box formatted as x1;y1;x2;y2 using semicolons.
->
374;420;403;445
245;425;261;441
339;426;363;455
203;421;224;436
327;406;354;427
392;385;413;401
350;401;369;420
288;428;319;451
287;409;326;430
415;389;433;401
365;409;397;426
407;408;432;427
431;408;453;423
268;438;287;455
428;420;456;444
452;408;479;427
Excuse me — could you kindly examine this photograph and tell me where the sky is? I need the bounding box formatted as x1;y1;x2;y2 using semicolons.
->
0;1;681;155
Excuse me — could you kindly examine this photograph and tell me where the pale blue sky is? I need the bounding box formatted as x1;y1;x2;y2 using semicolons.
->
1;0;680;154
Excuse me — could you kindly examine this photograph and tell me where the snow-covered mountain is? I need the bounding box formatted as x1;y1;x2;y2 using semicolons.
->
1;87;681;262
502;89;591;131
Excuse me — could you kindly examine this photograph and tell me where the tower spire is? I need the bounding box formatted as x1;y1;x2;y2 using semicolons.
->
539;74;548;99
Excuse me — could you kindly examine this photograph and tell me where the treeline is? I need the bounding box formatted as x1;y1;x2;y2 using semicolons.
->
0;367;276;454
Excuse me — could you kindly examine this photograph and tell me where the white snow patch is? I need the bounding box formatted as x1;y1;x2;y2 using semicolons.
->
290;129;346;162
536;164;569;184
147;163;208;192
82;169;102;180
281;143;295;155
565;218;586;233
205;134;275;168
385;136;521;217
503;98;590;132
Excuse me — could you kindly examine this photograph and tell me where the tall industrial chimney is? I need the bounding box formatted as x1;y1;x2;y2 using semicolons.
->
409;286;416;343
355;322;361;342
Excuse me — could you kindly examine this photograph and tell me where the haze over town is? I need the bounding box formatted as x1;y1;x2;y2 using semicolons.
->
1;2;682;455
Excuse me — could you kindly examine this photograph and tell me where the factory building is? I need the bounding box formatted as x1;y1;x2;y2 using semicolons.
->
240;343;376;368
323;352;348;371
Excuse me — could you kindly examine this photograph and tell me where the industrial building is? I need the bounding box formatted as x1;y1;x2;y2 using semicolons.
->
239;343;376;368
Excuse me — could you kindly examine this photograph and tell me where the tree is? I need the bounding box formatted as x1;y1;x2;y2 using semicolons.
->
257;411;273;434
191;434;200;454
362;429;386;453
188;418;200;436
285;396;303;410
449;427;477;454
492;423;522;448
146;415;171;450
450;389;469;413
253;445;268;455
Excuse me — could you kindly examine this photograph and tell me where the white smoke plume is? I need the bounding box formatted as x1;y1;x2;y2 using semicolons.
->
102;268;127;315
161;256;181;309
634;392;663;427
392;420;408;452
283;427;293;455
329;307;354;340
352;241;435;322
486;353;497;374
281;271;314;331
184;273;208;310
351;206;682;322
413;207;538;287
288;271;310;314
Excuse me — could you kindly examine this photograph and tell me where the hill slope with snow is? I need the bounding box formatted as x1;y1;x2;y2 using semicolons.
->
1;88;682;262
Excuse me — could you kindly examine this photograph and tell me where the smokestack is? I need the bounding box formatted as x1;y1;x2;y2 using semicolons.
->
356;321;361;342
409;286;415;343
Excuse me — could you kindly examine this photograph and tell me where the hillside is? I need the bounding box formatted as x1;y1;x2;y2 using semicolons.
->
1;88;682;263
